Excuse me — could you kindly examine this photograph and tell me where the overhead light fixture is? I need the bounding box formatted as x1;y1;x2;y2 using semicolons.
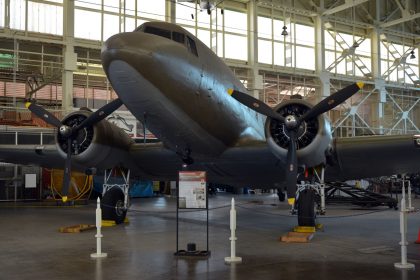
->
191;13;194;20
281;26;288;36
410;50;416;59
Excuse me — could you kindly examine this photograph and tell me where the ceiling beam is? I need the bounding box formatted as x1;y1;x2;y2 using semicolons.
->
380;13;420;28
322;0;369;16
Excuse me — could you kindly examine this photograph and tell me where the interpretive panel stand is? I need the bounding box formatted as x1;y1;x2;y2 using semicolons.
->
174;171;210;257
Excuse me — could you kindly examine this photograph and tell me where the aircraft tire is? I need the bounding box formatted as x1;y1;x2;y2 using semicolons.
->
101;187;127;224
297;188;316;227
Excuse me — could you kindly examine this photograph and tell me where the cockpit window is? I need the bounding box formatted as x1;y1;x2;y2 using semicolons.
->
187;36;198;56
144;26;171;40
172;32;185;44
140;24;198;56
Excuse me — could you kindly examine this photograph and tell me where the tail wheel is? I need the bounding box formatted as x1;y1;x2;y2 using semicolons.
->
297;188;316;227
101;187;127;224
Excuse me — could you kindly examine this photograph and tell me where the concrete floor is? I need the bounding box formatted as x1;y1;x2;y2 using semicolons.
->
0;193;419;280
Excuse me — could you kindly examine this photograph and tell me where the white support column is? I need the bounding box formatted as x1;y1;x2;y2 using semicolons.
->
247;0;260;99
62;0;77;113
371;4;384;134
5;0;10;29
314;14;330;104
314;15;325;75
376;79;387;134
319;71;330;100
165;0;175;24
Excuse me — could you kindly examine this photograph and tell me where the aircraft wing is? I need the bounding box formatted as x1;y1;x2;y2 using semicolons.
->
0;134;419;185
326;134;420;181
0;144;62;168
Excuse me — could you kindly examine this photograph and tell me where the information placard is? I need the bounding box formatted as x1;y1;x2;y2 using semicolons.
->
178;171;207;209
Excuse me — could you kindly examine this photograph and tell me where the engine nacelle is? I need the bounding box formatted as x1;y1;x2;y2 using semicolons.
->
264;99;332;168
56;110;133;170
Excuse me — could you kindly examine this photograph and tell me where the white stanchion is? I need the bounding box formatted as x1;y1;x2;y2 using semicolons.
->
394;198;414;270
91;198;108;259
407;180;414;211
225;198;242;264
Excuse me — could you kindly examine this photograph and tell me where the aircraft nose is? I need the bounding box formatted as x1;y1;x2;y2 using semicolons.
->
102;32;143;51
101;32;155;72
103;34;126;50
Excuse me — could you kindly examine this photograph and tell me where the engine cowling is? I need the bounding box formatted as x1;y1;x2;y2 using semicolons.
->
264;99;332;168
56;110;133;170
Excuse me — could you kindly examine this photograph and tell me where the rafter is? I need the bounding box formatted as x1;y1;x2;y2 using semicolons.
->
322;0;369;16
380;13;420;28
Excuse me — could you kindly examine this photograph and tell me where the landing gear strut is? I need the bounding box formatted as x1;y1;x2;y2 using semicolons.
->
101;168;130;224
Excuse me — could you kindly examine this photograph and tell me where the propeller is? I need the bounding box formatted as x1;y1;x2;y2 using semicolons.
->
26;98;123;202
228;89;284;122
228;82;364;204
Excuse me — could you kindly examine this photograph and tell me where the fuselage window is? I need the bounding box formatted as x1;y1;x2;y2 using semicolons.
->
172;32;185;44
144;26;171;40
187;36;198;56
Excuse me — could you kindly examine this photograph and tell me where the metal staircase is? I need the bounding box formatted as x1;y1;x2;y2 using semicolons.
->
380;35;420;85
325;26;370;77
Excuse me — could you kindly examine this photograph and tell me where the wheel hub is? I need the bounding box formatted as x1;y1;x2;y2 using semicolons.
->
115;200;125;216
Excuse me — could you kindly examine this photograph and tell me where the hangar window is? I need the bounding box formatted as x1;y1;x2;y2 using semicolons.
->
187;36;198;56
144;26;171;40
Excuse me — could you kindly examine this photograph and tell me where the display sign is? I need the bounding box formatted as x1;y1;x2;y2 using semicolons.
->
178;171;207;209
25;174;36;189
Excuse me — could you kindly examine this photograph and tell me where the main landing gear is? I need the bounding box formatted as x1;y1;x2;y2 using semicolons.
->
292;167;326;227
101;168;130;224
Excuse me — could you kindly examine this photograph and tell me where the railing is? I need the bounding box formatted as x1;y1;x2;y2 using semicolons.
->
0;125;56;145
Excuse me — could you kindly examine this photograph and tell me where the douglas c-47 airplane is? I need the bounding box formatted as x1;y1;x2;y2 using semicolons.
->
1;21;419;226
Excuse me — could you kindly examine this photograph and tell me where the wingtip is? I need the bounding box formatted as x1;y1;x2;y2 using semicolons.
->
25;102;31;109
356;82;364;89
227;88;234;95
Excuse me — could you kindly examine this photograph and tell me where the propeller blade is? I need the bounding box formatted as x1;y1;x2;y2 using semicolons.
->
61;138;72;203
25;102;62;128
300;82;364;122
74;98;123;132
228;89;285;122
285;130;298;205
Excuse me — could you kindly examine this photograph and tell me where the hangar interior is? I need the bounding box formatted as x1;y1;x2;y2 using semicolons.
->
0;1;419;279
0;2;415;200
0;0;419;201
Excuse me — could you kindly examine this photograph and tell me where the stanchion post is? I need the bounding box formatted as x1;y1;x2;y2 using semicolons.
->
407;180;413;211
225;198;242;264
394;198;414;270
91;197;108;259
